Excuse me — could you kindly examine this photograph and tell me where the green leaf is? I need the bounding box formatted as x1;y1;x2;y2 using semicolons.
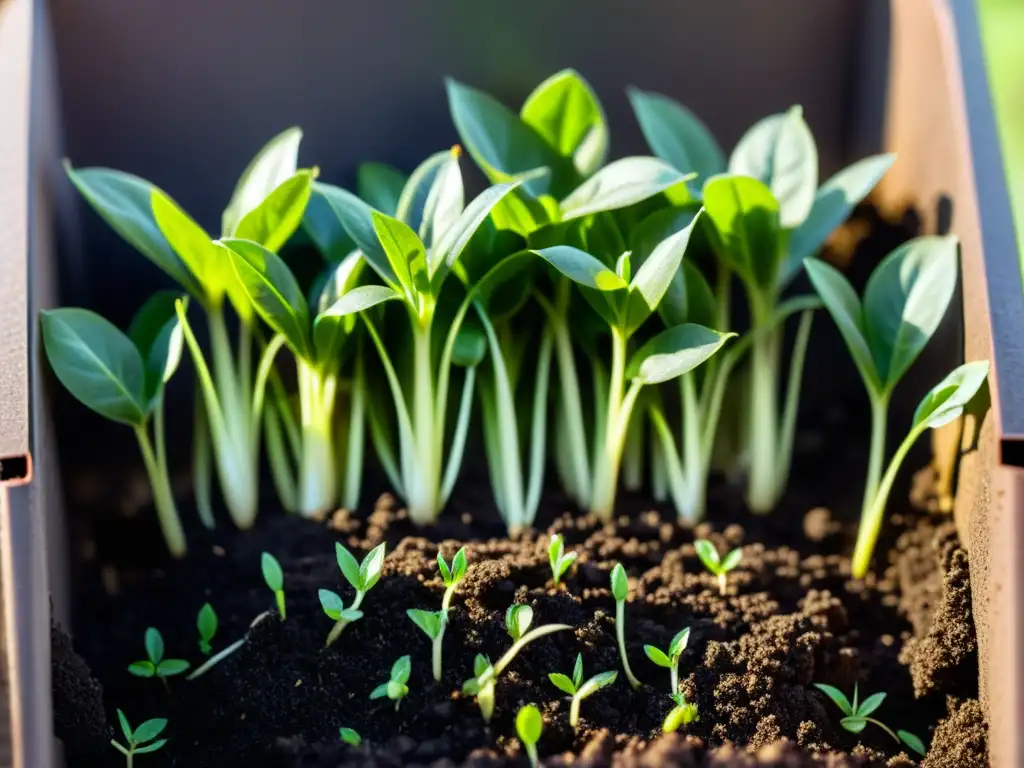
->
644;645;672;667
862;235;959;390
840;716;868;734
314;285;401;365
144;627;164;665
335;543;361;591
549;536;564;574
610;563;628;601
533;246;627;292
128;292;187;402
703;174;784;293
40;308;147;426
132;739;168;755
548;672;577;696
521;69;608;178
261;552;284;592
151;188;227;302
669;628;691;658
156;659;190;677
391;655;412;684
572;653;584;689
627;324;734;385
338;609;364;622
433;182;521;275
627;88;725;183
437;552;452;584
407;608;443;640
451;547;468;582
912;361;990;431
338;727;362;747
319;589;345;621
371;211;428;300
452;321;486;367
222;126;302;237
369;684;389;700
358;162;407;216
360;543;387;592
560;157;694;221
116;709;133;743
396;151;456;233
506;604;534;640
387;680;408;700
583;670;618;694
728;106;817;227
197;603;218;644
473;653;492;678
461;677;481;696
693;539;721;574
814;683;854;716
127;661;156;678
234;170;315;252
856;692;886;717
516;704;543;746
720;548;743;572
418;149;464;251
302;186;357;263
315;181;398;289
898;730;926;756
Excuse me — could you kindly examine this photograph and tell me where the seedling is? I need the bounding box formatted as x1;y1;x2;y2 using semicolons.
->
110;709;167;767
643;627;690;693
187;610;272;681
197;603;217;655
338;727;362;747
261;552;286;619
694;540;742;596
610;563;641;689
814;683;926;756
548;535;578;586
516;704;543;768
407;547;469;680
662;692;699;733
506;604;534;641
325;542;386;647
548;653;618;728
369;655;411;711
128;628;189;683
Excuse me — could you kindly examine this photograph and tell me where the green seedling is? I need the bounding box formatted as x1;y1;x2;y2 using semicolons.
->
41;297;187;556
261;552;286;619
407;547;468;680
111;709;167;768
814;683;926;756
694;540;742;596
662;692;699;733
506;604;534;641
338;727;362;747
516;704;543;768
548;534;578;586
369;655;411;712
548;653;618;728
610;563;641;689
643;627;691;693
187;610;272;681
324;542;386;647
197;603;217;655
127;628;189;682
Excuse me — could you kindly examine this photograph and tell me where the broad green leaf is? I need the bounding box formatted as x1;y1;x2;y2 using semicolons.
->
516;704;543;745
156;659;189;677
116;710;133;743
533;246;627;291
813;683;854;716
548;535;564;572
418;149;464;249
898;730;926;756
234;170;314;252
391;655;411;684
627;324;734;385
840;716;868;734
397;150;460;234
131;718;167;745
491;182;554;236
128;292;187;401
358;162;407;216
693;539;721;572
729;106;817;227
339;727;362;747
371;211;428;300
451;547;468;581
912;361;990;431
521;69;608;178
659;261;716;330
433;182;521;275
319;589;345;620
560;157;694;221
474;653;492;677
311;253;373;363
360;542;387;591
862;235;959;390
644;645;672;667
369;684;389;700
261;552;284;591
610;563;628;601
145;628;164;664
703;175;784;292
197;603;218;643
669;628;691;657
127;661;155;678
582;670;618;693
151;188;227;302
316;182;398;288
856;692;886;717
223;127;302;236
407;608;442;639
132;740;167;755
314;284;399;365
506;604;534;640
335;543;362;591
302;186;356;263
720;548;743;572
548;672;577;695
627;88;725;183
40;308;147;426
338;609;364;622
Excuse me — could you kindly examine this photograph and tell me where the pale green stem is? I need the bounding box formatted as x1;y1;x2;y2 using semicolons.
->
773;309;815;503
297;362;337;517
433;584;458;682
439;366;476;509
863;717;903;746
615;599;641;689
264;404;298;513
135;417;186;558
186;610;272;680
569;694;583;728
679;373;706;522
410;320;440;522
524;743;538;768
342;352;366;510
523;328;553;527
651;427;668;503
326;590;366;647
863;391;891;520
670;659;680;694
746;295;779;514
622;407;644;492
193;392;215;529
649;404;689;519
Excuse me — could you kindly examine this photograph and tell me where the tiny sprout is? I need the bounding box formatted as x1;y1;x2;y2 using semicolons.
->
506;604;534;641
127;628;189;682
370;655;411;711
548;534;578;586
548;653;618;728
338;727;362;747
610;563;641;689
261;552;286;619
644;627;691;693
663;692;699;732
694;539;742;596
325;542;386;647
408;547;469;681
111;709;167;766
197;603;218;656
814;683;926;756
516;703;543;768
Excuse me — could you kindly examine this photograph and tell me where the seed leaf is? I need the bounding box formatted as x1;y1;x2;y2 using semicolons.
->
223;127;302;237
261;552;284;592
549;672;577;696
462;678;482;695
840;715;868;734
407;609;443;640
720;548;743;573
396;151;456;238
338;609;363;622
644;645;672;668
335;543;362;591
144;628;164;665
898;730;926;756
391;655;412;684
703;174;784;293
133;740;168;755
157;659;189;677
234;170;314;253
610;563;628;602
627;88;724;183
319;589;345;621
473;653;492;677
451;547;468;583
912;361;990;432
669;628;691;658
534;245;627;292
387;680;409;701
197;603;217;651
560;157;695;221
132;718;167;744
433;181;521;274
359;162;407;217
626;324;735;385
339;726;362;747
855;692;886;717
694;540;721;573
360;543;387;592
506;604;534;640
548;535;564;573
128;661;156;678
814;683;854;716
116;709;133;743
572;653;584;689
371;211;428;301
522;69;608;178
437;552;453;584
581;671;618;696
369;684;389;700
516;704;543;746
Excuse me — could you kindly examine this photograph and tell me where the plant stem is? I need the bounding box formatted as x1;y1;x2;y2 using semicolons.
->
409;320;439;523
186;610;272;680
623;409;643;492
863;717;903;746
718;572;727;596
570;694;582;728
590;328;628;519
679;374;707;522
326;590;366;647
342;352;366;510
746;298;779;514
134;419;186;558
523;329;553;526
525;742;538;768
296;362;337;517
265;403;298;513
432;585;457;681
862;392;890;519
193;391;215;529
670;660;680;694
615;599;641;689
548;282;590;506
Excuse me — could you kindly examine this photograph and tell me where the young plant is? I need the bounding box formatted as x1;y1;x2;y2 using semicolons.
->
41;296;187;556
506;604;534;641
197;603;217;655
610;563;641;689
814;683;926;756
516;704;543;768
849;361;989;577
694;540;742;596
369;655;411;712
66;129;315;530
111;710;167;767
127;628;189;682
186;610;273;681
323;542;387;647
548;653;618;728
407;547;469;681
549;534;578;586
643;627;691;693
662;692;699;733
261;552;286;619
338;727;362;747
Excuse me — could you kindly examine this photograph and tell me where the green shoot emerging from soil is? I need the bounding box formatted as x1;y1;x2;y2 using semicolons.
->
407;547;468;680
261;552;286;619
186;611;273;681
548;534;578;586
111;709;167;768
324;542;386;647
814;683;926;756
127;628;189;682
338;727;361;747
197;603;217;655
643;627;690;693
610;563;641;689
506;604;534;641
516;704;543;768
662;692;699;733
549;653;618;728
370;655;411;711
694;539;742;596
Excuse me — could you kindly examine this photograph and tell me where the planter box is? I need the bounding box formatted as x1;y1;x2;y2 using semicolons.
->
0;0;1017;764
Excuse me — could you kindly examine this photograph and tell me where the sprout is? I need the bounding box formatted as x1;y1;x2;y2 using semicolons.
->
694;540;741;596
261;552;286;619
515;704;543;768
610;563;641;689
407;547;468;680
325;542;386;647
127;628;189;683
111;709;167;766
548;653;618;728
197;603;217;656
186;610;273;681
643;627;690;693
506;604;534;641
814;683;926;757
663;692;699;732
370;655;411;712
338;727;362;747
548;535;578;586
